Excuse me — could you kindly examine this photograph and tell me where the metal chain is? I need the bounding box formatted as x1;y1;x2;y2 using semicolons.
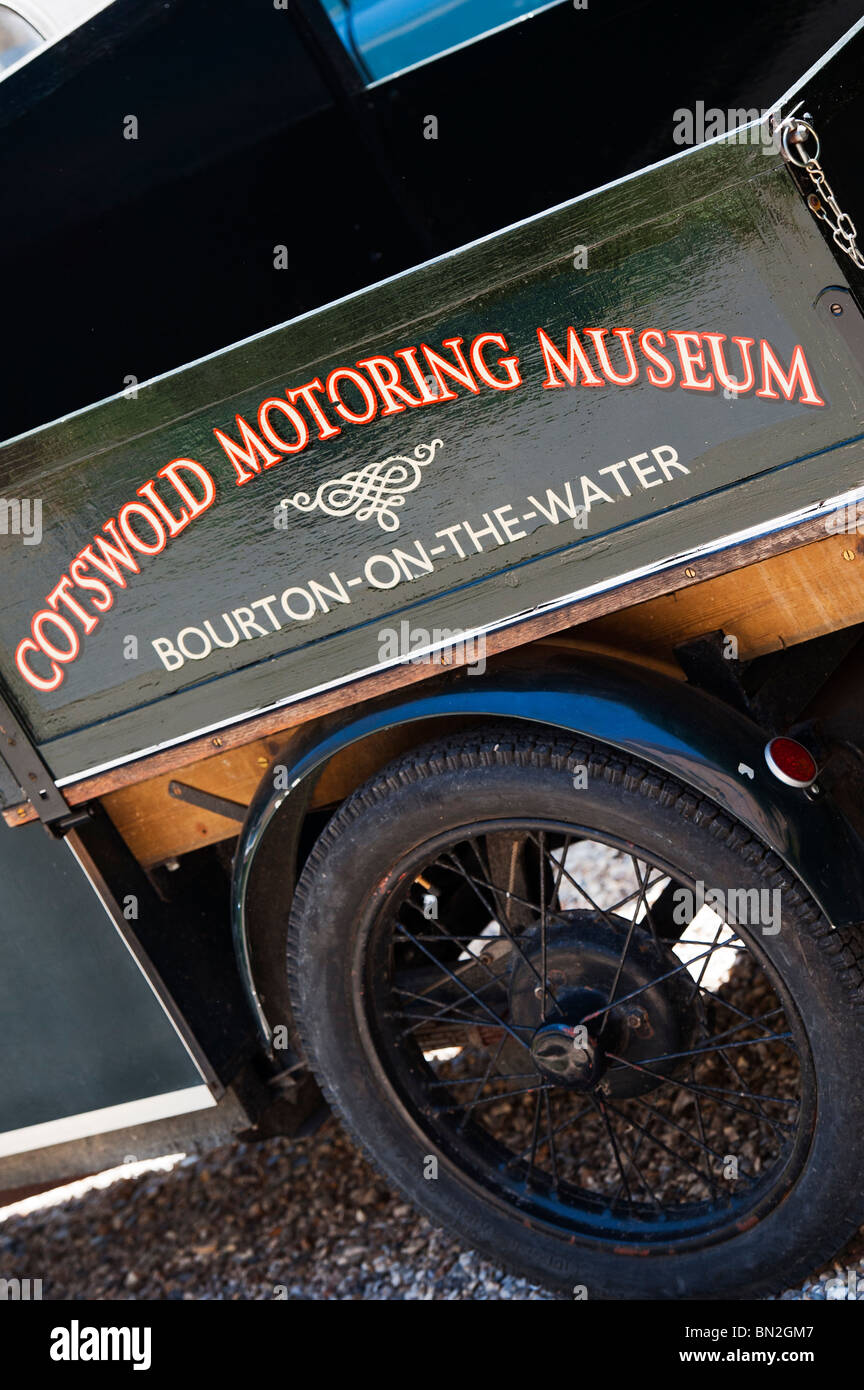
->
779;117;864;271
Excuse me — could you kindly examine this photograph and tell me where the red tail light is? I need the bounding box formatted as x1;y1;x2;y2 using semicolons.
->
764;737;818;789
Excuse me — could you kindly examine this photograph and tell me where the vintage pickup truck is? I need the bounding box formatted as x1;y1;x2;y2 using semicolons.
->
1;0;864;1300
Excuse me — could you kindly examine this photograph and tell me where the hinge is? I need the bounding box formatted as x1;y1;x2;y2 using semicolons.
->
0;690;70;826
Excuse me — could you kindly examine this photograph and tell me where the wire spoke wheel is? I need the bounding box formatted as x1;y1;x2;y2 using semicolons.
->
287;729;864;1297
362;819;810;1247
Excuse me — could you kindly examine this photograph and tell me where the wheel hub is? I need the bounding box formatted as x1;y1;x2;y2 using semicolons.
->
507;911;698;1098
530;1021;603;1090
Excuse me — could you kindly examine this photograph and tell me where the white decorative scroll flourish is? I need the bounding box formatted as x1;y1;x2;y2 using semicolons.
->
281;438;443;532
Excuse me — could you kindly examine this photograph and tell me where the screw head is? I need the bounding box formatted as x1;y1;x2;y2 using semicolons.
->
830;302;844;316
843;548;856;562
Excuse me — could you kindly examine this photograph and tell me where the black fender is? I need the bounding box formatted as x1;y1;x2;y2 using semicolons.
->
232;652;864;1040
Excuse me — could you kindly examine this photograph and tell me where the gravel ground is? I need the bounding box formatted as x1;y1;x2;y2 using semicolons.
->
0;1122;558;1300
3;839;862;1301
1;1117;863;1301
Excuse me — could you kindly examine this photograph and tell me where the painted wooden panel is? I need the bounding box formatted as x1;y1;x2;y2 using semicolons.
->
0;817;204;1151
1;132;862;791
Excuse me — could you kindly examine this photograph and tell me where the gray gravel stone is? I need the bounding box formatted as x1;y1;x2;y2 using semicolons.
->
2;1116;859;1300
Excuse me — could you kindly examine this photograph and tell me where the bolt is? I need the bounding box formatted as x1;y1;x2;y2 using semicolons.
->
626;1010;644;1030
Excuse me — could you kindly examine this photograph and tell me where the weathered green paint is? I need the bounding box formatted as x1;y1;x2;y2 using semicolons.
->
0;135;861;788
0;816;201;1139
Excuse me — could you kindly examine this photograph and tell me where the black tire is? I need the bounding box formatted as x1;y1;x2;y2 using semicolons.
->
287;727;864;1299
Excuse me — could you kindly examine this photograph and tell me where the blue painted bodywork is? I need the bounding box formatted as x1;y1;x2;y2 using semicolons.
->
324;0;550;82
232;653;864;1038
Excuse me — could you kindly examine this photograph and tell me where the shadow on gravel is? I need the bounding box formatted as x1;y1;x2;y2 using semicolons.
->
0;1121;559;1300
1;1119;862;1300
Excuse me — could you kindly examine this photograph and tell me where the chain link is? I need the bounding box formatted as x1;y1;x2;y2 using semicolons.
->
779;118;864;271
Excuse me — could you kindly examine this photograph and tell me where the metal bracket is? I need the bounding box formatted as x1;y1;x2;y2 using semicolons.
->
0;689;70;825
168;780;247;823
814;286;864;376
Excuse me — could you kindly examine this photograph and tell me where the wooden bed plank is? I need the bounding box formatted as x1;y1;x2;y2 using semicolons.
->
582;532;864;662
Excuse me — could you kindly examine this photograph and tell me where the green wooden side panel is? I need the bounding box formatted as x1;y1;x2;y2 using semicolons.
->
0;818;201;1138
0;136;861;786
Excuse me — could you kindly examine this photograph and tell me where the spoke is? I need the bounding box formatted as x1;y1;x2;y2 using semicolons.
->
391;1008;511;1035
539;830;549;1021
606;1053;798;1132
609;1032;794;1069
689;1062;712;1187
581;938;760;1027
397;911;505;990
629;1092;756;1183
395;921;533;1050
601;1098;725;1198
432;1079;551;1117
435;852;547;924
525;1089;543;1191
593;1097;634;1207
610;1122;645;1207
630;858;661;947
544;1090;560;1194
676;938;747;951
695;986;784;1037
606;1115;665;1215
504;1101;594;1170
394;970;508;1007
392;1014;518;1034
714;1044;778;1136
427;1070;538;1089
695;1006;786;1051
525;831;625;937
393;970;509;1026
460;1034;507;1133
439;846;560;1007
599;864;650;1035
394;931;518;945
601;864;669;923
640;876;683;941
549;834;572;910
686;918;727;1003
